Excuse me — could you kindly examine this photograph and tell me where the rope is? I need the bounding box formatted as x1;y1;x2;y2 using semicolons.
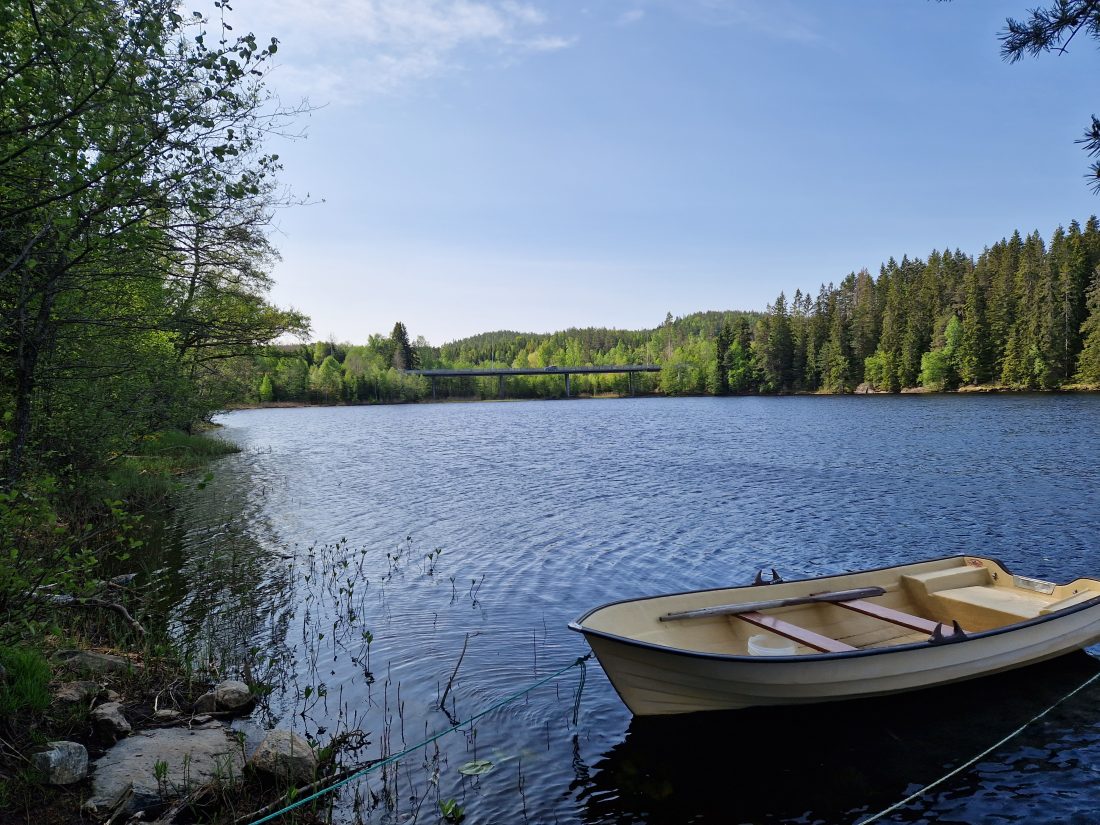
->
856;668;1100;825
572;654;588;726
247;654;592;825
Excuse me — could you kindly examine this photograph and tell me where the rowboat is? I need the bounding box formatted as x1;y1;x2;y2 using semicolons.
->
568;555;1100;716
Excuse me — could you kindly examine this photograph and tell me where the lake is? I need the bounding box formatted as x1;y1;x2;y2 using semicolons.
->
152;395;1100;823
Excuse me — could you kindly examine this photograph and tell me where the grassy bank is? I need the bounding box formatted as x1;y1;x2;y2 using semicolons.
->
0;429;241;820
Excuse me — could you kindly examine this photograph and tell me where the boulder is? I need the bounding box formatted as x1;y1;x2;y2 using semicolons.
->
90;701;132;738
248;730;317;785
152;708;183;723
54;680;100;704
52;650;137;675
83;724;245;817
31;741;88;785
195;680;253;713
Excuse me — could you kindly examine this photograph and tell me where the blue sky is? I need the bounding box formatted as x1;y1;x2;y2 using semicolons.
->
225;1;1100;345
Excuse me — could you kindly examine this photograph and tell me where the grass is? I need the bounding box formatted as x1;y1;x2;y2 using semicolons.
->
0;646;51;717
106;430;240;505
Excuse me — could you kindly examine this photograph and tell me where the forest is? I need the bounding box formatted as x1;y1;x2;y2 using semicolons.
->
244;218;1100;404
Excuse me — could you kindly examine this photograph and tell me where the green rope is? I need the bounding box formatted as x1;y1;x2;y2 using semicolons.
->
247;654;592;825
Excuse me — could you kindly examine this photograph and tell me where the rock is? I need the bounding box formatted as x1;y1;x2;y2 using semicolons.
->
52;650;137;675
90;701;132;738
248;730;317;785
83;724;245;817
214;680;253;710
855;382;874;394
152;709;182;722
31;741;88;785
54;680;100;703
195;680;253;713
104;689;121;702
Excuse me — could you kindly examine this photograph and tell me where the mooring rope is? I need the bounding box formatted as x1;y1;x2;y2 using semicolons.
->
856;668;1100;824
247;653;592;825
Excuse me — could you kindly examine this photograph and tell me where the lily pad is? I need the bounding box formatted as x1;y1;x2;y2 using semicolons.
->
458;759;495;776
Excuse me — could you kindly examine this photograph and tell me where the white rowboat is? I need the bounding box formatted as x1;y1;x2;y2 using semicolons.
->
568;555;1100;716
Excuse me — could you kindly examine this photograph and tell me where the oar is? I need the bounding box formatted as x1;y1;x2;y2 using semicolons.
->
658;586;887;622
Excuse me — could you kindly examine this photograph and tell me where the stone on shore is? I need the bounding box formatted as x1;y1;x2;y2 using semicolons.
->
248;730;317;785
194;679;253;713
83;724;245;817
90;701;132;739
54;680;100;703
31;741;88;785
52;650;137;675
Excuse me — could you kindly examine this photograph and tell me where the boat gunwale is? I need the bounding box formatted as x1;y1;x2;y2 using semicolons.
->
568;553;1100;664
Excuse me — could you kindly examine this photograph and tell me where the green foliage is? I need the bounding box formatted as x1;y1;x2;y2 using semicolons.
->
1;0;308;487
440;799;466;823
0;647;51;716
919;315;962;390
1077;266;1100;383
258;374;275;403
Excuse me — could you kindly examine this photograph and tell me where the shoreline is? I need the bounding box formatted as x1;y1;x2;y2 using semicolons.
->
224;384;1100;411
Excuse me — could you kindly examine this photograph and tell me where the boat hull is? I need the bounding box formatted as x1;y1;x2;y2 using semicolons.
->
571;556;1100;716
581;605;1100;715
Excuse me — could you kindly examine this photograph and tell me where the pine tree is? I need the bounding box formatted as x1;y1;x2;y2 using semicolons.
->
1077;266;1100;383
715;323;732;395
389;322;418;370
756;293;793;392
957;266;991;385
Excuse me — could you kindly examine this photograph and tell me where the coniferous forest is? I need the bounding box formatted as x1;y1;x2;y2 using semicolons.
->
245;217;1100;404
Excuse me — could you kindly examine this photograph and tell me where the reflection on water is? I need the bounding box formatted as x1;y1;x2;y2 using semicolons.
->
578;653;1100;824
146;396;1100;823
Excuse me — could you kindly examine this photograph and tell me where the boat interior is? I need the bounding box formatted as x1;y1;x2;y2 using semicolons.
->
581;556;1100;656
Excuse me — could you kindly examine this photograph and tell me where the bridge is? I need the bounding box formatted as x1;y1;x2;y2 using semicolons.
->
405;365;661;399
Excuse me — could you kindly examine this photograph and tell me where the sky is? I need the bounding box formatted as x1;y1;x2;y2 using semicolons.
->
213;1;1100;345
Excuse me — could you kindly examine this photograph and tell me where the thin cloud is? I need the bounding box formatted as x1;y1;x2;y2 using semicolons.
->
617;9;645;26
230;0;573;103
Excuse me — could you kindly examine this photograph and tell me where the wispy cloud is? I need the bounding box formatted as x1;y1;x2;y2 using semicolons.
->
617;9;645;26
234;0;573;103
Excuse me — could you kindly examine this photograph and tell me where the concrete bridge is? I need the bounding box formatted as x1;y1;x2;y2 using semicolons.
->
405;365;661;399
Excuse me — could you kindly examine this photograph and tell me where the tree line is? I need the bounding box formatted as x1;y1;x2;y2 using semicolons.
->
751;218;1100;393
243;217;1100;404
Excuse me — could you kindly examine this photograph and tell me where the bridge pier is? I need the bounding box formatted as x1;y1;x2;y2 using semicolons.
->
565;373;571;398
498;374;504;399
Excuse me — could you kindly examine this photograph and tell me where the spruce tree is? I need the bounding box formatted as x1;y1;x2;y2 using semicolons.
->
715;323;732;394
1077;266;1100;383
390;322;418;370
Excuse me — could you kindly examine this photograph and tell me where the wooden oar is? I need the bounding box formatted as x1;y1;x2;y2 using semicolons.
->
658;586;887;622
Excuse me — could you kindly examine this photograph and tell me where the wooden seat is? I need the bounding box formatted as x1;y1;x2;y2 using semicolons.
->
736;612;856;653
835;599;945;634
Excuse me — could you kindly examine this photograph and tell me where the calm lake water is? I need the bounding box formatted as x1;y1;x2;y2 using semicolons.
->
153;395;1100;824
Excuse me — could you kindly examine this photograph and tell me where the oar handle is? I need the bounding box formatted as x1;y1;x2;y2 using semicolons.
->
660;586;887;621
